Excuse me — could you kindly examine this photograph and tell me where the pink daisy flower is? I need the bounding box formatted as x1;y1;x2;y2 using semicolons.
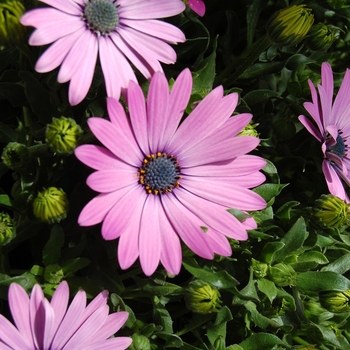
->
299;62;350;202
20;0;186;106
74;69;266;276
0;281;131;350
186;0;205;17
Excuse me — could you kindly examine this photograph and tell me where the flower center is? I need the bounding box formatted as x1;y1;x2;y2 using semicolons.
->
83;0;119;35
138;153;181;195
328;134;346;159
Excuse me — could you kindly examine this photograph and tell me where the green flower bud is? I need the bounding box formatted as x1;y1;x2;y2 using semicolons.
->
304;299;328;319
238;122;259;138
266;5;314;46
46;117;83;155
251;258;268;278
0;212;15;245
185;280;222;314
129;334;150;350
0;0;26;45
268;263;296;287
32;187;68;224
44;264;64;284
1;142;29;171
319;290;350;313
313;194;350;229
306;23;337;51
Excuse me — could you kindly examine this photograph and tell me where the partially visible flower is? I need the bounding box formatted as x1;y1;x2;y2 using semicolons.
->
0;0;26;45
266;5;314;46
313;194;350;228
0;212;15;245
268;263;296;287
0;281;132;349
1;142;29;170
319;290;350;313
21;0;186;105
75;69;266;276
185;0;205;17
238;121;259;138
299;62;350;202
185;280;221;313
33;187;68;223
46;117;83;155
306;23;337;51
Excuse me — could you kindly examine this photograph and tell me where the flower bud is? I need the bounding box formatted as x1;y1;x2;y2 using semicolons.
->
129;334;151;350
0;0;26;45
0;212;15;245
238;122;260;138
185;0;205;17
266;5;314;46
313;194;350;229
46;117;83;155
306;23;337;51
1;142;29;171
268;263;296;287
252;258;268;278
32;187;68;224
44;264;65;284
319;290;350;313
185;280;222;313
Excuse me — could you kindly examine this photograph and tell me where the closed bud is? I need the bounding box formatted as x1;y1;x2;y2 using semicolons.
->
238;122;260;138
33;187;68;224
185;280;222;313
306;23;337;51
266;5;314;46
46;117;83;155
1;142;29;171
0;0;26;45
268;263;296;287
313;194;350;229
251;258;268;278
129;334;151;350
0;212;15;245
319;290;350;313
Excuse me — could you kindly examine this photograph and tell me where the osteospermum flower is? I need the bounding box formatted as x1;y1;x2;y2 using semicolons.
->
0;281;132;349
20;0;186;106
299;62;350;202
75;69;266;276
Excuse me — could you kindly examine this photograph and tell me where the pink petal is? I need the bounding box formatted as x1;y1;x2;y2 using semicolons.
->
81;337;132;350
86;169;137;193
161;69;192;149
298;115;323;142
87;117;142;166
174;187;248;240
118;0;185;19
74;145;128;171
42;300;56;350
121;19;185;43
21;8;71;28
8;283;35;349
29;285;46;349
188;0;206;16
161;194;214;259
322;160;349;201
204;230;232;256
50;281;69;335
0;315;30;349
139;196;162;275
36;0;82;15
101;185;146;240
128;80;150;155
147;72;170;153
78;186;135;227
180;177;266;211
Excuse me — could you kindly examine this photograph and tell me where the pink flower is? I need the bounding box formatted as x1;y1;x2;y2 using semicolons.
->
187;0;205;16
75;69;266;276
0;281;132;350
299;62;350;202
20;0;185;106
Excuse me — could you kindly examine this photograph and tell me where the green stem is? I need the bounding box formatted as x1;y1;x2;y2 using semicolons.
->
292;336;311;346
215;34;272;86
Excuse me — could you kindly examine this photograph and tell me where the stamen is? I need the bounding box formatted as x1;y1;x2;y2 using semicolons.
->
327;134;346;159
138;153;181;195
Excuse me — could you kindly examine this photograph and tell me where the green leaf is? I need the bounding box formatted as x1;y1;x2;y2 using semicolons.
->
296;271;350;292
0;82;26;107
183;259;239;289
43;225;65;266
242;89;279;107
239;61;286;80
261;242;285;264
257;278;277;303
311;322;341;348
246;0;262;46
156;333;183;348
239;333;290;350
243;301;270;329
275;201;300;220
0;122;17;143
0;194;12;209
253;183;288;202
61;258;90;276
321;253;350;274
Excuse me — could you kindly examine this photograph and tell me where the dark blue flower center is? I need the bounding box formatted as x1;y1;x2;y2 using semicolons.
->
139;153;181;195
328;134;346;159
83;0;119;35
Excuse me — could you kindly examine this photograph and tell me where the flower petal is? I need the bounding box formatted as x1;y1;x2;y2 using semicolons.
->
0;314;30;349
